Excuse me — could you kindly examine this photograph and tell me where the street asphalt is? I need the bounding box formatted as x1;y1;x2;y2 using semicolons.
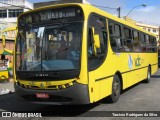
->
0;69;160;120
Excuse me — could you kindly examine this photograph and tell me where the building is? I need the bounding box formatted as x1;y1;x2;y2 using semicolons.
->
0;0;33;39
124;17;160;44
34;0;90;8
0;0;33;67
136;22;160;42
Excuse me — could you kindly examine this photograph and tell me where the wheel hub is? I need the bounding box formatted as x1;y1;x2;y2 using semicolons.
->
113;81;120;96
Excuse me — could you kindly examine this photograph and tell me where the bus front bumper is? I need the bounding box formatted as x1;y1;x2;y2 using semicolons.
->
14;83;90;105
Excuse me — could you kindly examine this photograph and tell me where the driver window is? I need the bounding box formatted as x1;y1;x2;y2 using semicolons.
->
88;14;107;70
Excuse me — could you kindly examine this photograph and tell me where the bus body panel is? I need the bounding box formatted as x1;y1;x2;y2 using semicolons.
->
14;83;90;105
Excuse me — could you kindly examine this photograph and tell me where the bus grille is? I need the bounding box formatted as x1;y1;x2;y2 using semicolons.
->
17;80;77;90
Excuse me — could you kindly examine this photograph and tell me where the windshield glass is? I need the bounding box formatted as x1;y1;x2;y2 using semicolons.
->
16;22;82;71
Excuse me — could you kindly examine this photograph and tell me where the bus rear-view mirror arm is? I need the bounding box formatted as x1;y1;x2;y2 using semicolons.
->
92;27;100;56
2;34;13;55
2;27;17;54
2;34;6;48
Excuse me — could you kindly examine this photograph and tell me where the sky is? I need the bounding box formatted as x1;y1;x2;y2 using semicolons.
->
28;0;160;26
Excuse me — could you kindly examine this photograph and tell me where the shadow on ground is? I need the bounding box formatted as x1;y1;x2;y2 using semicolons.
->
0;92;100;117
151;75;160;78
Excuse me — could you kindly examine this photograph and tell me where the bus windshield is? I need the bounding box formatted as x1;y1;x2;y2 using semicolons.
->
16;22;82;71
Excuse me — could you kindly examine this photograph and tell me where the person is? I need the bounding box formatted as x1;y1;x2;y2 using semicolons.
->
124;45;130;52
57;36;68;59
133;42;141;52
5;59;9;68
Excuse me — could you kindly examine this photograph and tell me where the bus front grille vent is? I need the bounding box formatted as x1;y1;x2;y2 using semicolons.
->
17;80;77;90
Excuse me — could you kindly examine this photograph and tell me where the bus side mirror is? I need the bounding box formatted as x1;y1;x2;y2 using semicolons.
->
2;34;6;47
92;27;100;56
93;34;100;48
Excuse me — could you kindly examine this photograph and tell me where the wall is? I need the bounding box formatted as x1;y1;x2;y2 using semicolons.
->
136;22;160;41
0;23;17;40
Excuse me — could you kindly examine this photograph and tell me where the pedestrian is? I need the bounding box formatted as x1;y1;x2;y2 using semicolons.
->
5;58;9;68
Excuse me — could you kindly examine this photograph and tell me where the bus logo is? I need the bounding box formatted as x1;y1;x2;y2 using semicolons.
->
128;54;133;69
40;83;45;88
135;55;141;67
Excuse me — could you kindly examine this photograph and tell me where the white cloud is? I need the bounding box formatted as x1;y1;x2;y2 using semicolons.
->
126;6;160;25
136;6;156;12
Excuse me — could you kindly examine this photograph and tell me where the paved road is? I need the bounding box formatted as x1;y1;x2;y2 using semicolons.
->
0;69;160;119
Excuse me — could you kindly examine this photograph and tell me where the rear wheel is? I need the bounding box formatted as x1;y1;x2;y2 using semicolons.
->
144;66;151;83
108;75;121;103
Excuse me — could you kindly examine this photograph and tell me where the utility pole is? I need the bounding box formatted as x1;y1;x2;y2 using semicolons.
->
117;7;121;18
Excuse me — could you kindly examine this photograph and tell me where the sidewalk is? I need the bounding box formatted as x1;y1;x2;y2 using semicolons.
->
0;80;15;95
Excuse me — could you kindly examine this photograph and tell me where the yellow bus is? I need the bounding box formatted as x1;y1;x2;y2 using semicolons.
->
12;3;157;104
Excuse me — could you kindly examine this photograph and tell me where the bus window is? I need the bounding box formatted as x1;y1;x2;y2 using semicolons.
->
109;22;123;52
42;23;82;71
88;14;107;70
146;35;149;44
140;34;146;52
133;30;141;52
123;27;133;52
146;35;151;52
150;36;157;52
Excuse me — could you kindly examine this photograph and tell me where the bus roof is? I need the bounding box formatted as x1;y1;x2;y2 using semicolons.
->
19;3;156;37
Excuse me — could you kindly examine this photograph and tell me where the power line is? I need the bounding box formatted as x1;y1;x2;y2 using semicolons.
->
92;4;119;10
92;5;121;18
0;1;32;10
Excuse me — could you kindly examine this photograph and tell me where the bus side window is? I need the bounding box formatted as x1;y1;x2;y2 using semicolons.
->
155;37;158;52
133;30;141;52
150;36;157;52
123;27;133;52
140;33;146;52
109;22;123;52
146;35;150;52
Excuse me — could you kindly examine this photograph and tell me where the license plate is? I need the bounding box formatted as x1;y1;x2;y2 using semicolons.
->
36;93;49;99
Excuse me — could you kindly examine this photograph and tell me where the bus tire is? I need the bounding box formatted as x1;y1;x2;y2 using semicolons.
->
108;75;121;103
144;66;151;83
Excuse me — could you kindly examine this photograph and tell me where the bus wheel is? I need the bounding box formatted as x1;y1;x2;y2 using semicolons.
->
108;75;121;103
144;67;151;83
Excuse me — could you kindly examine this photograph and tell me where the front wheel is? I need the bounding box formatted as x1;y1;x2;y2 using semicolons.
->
108;75;121;103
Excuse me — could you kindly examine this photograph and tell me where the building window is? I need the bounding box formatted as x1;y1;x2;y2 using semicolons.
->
153;29;157;33
8;9;23;17
0;0;11;2
0;10;7;18
148;28;150;32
